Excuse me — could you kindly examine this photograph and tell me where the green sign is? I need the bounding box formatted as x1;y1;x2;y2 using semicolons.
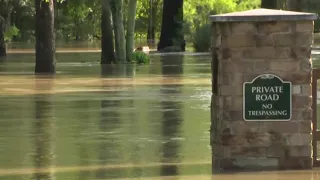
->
243;74;292;121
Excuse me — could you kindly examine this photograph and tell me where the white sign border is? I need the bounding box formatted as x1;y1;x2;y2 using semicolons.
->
242;73;292;122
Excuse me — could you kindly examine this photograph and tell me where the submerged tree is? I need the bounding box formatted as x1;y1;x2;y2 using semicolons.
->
101;0;115;64
147;0;161;45
158;0;185;52
110;0;126;62
0;0;13;33
35;0;55;74
0;16;5;57
261;0;278;9
110;1;119;59
126;0;137;62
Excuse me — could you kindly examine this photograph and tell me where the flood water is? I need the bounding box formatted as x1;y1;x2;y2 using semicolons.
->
0;48;320;180
0;52;212;180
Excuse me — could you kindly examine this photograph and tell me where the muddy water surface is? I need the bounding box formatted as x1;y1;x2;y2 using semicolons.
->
0;53;212;180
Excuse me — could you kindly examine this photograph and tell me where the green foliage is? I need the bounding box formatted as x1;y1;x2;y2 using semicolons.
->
5;0;320;49
131;51;150;64
134;0;162;39
0;0;261;44
306;0;320;32
185;0;260;51
184;0;259;36
4;25;20;42
192;24;210;52
57;0;101;41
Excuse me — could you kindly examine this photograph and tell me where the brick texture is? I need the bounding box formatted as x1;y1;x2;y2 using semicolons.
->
211;20;314;172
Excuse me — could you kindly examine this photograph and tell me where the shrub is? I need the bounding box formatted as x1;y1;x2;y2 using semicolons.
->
131;51;150;64
4;25;20;42
192;24;211;52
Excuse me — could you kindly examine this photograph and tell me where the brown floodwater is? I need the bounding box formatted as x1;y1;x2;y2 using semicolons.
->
0;49;319;180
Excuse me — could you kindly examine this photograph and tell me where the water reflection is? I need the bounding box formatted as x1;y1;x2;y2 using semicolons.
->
160;55;184;76
122;65;145;178
100;64;135;78
0;57;6;73
32;77;55;180
95;66;123;179
0;53;213;179
160;55;184;177
76;100;92;180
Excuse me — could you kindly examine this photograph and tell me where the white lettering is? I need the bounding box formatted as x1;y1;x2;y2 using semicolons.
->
255;94;279;101
251;86;284;94
262;104;272;109
256;87;261;93
248;110;288;116
252;87;257;93
279;86;283;93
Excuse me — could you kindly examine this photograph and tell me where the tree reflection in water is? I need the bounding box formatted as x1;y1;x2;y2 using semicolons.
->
160;55;184;177
32;77;55;180
76;100;92;180
95;65;124;179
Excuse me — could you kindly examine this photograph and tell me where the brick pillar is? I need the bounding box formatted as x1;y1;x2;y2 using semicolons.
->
209;9;318;172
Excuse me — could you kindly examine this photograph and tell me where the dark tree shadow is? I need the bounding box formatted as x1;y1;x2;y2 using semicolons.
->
159;55;184;177
0;54;7;73
32;77;55;180
95;66;126;179
76;100;92;180
160;55;184;76
101;64;135;78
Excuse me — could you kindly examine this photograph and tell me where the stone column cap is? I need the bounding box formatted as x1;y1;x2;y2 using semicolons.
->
209;8;318;22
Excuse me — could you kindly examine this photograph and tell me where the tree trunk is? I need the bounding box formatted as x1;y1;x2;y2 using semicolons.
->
35;0;55;74
125;0;137;62
261;0;278;9
147;0;159;46
147;0;155;45
110;3;119;60
157;0;185;52
0;16;6;57
101;0;115;64
286;0;303;11
115;0;126;62
5;5;12;32
110;0;126;63
0;1;13;32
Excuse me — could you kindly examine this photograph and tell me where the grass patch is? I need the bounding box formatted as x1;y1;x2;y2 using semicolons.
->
131;51;150;64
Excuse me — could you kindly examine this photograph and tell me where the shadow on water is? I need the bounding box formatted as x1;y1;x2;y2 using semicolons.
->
95;66;124;179
160;55;184;177
121;65;145;177
0;56;7;72
76;100;92;180
32;77;55;180
100;64;136;78
160;54;184;76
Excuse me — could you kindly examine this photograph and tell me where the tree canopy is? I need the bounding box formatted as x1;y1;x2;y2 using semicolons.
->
0;0;262;43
